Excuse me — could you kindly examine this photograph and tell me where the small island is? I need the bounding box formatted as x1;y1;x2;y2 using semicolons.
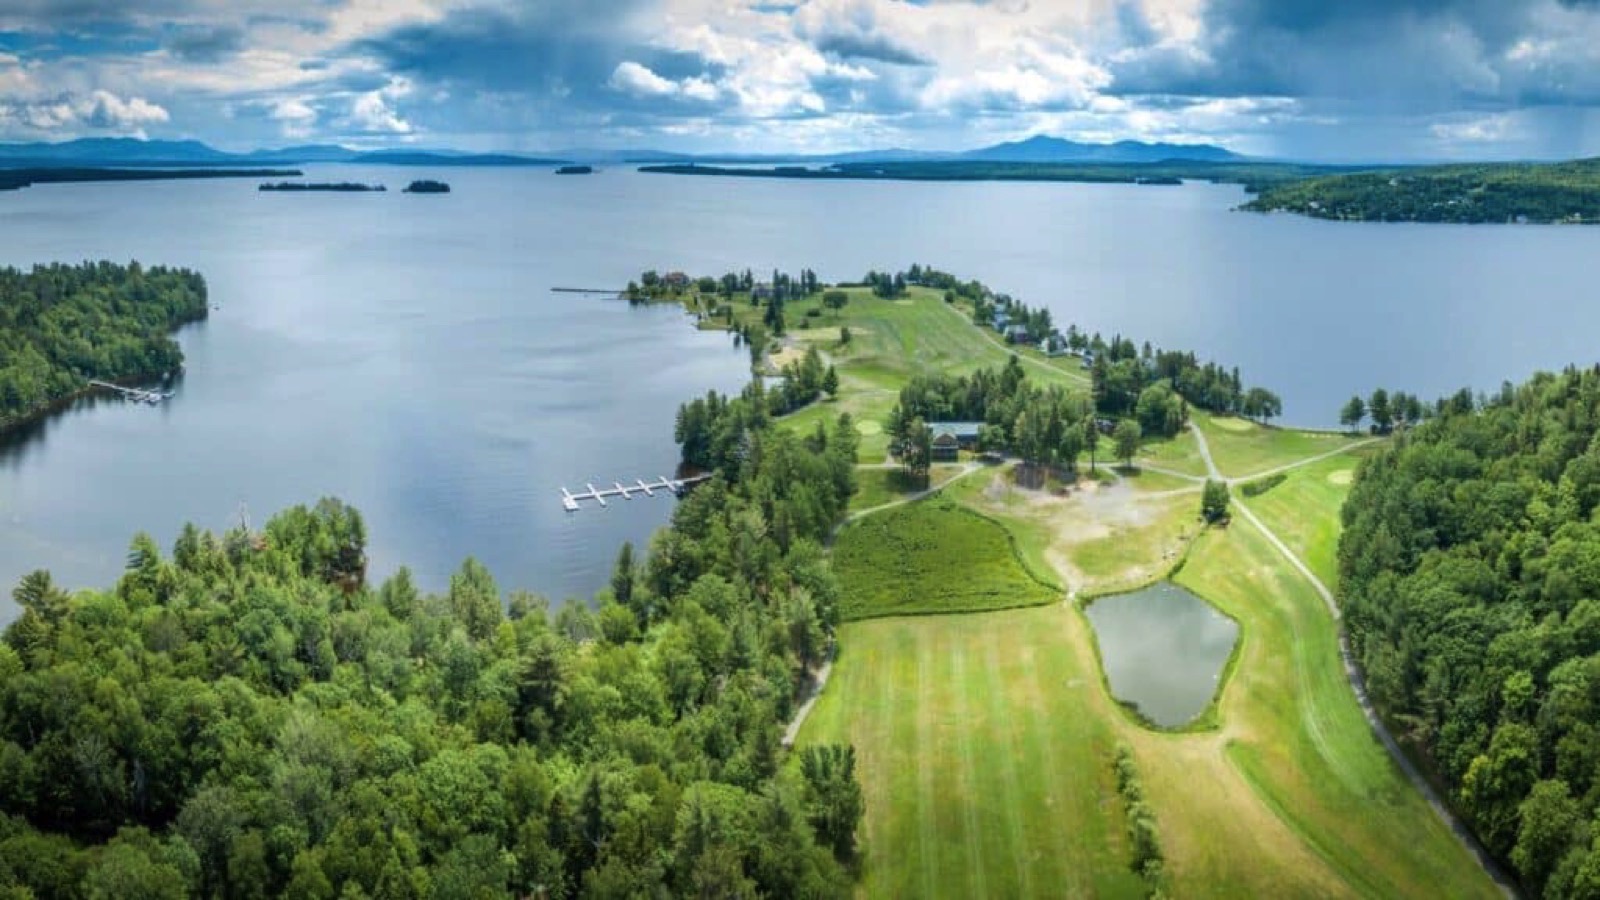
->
556;165;595;175
402;179;451;194
258;182;386;192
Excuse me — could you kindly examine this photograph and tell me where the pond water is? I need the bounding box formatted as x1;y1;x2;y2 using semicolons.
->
1084;582;1239;728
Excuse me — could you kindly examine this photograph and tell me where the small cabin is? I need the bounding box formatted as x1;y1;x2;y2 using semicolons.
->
929;422;984;460
1005;325;1032;345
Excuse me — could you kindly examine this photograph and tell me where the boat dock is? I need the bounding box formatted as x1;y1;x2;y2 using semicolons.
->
88;380;171;405
562;474;713;512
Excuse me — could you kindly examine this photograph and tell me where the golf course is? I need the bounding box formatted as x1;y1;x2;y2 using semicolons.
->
749;285;1496;897
647;274;1503;897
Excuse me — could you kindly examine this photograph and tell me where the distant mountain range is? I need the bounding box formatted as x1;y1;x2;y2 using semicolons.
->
0;138;570;167
955;135;1242;164
0;135;1244;168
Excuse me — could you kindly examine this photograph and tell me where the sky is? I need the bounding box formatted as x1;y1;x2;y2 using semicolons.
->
3;0;1600;161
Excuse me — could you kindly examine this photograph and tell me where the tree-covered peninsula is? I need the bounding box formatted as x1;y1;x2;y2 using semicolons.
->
0;374;865;897
1244;158;1600;223
0;262;207;430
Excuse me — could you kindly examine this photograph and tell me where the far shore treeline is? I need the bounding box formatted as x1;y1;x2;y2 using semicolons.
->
0;168;301;192
0;261;207;429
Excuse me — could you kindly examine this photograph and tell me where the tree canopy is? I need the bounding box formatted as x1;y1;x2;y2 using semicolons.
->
1340;366;1600;896
0;407;865;898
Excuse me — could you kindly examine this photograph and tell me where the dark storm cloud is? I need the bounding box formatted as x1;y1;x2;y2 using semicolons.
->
166;24;242;62
812;32;929;66
1111;0;1600;108
358;0;651;96
354;0;742;134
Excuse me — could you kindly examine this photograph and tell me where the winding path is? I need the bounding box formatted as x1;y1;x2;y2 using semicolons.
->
1186;423;1518;897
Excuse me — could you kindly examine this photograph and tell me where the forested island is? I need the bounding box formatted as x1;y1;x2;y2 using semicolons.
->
556;166;594;176
0;262;207;430
403;180;451;194
258;182;386;193
1243;158;1600;223
1341;367;1600;895
0;168;302;192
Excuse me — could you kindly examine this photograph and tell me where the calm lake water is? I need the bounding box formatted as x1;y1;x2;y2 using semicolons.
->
1084;582;1239;727
2;167;1598;619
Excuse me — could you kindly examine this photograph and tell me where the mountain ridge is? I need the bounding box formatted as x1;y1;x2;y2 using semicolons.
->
0;134;1244;168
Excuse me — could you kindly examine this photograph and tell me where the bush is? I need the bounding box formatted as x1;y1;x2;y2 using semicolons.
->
1201;480;1231;523
1113;744;1167;898
1239;472;1286;498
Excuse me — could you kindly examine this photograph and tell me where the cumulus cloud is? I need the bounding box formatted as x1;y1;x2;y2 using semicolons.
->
3;0;1600;157
346;78;413;134
0;89;169;136
610;61;679;98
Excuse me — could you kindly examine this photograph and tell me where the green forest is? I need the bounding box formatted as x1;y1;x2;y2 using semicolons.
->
0;261;208;429
0;387;866;897
1341;366;1600;896
1244;158;1600;223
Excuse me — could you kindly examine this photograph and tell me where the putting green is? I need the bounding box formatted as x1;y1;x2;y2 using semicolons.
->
1327;469;1354;486
857;420;884;436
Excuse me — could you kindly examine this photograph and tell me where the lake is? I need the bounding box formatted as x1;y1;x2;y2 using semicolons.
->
1084;582;1239;728
2;167;1598;619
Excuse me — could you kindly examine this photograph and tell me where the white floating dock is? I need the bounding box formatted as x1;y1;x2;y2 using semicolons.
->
561;474;713;512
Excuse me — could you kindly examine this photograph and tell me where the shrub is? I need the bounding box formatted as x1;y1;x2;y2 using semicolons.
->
1239;472;1286;497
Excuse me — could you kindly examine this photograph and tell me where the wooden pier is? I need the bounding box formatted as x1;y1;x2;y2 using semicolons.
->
88;380;171;405
562;474;713;512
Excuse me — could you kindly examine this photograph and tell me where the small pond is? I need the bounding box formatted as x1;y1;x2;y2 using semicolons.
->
1084;582;1239;728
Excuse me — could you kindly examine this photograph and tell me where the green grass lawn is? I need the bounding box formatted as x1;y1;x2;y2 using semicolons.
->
833;497;1058;620
1135;429;1209;478
848;464;964;513
1239;451;1366;589
1196;414;1366;480
798;607;1146;900
1170;521;1498;899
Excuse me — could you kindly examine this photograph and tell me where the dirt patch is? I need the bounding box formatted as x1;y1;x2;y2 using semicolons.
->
768;345;807;369
1327;469;1354;486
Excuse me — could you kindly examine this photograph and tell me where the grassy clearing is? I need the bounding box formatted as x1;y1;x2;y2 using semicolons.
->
946;468;1201;598
1170;521;1499;899
848;464;964;513
1136;429;1209;478
1195;414;1363;479
797;608;1146;900
1240;451;1368;589
1117;466;1201;493
833;497;1058;620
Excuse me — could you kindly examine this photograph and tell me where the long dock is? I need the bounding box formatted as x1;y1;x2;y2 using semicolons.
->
562;474;713;512
88;380;171;405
